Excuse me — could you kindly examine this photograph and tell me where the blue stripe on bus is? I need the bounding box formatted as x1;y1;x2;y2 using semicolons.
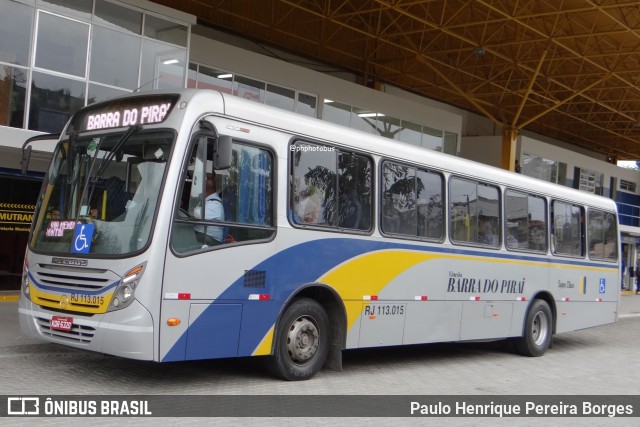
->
28;272;120;295
162;237;618;361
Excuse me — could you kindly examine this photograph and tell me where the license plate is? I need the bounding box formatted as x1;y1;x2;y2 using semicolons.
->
50;316;73;332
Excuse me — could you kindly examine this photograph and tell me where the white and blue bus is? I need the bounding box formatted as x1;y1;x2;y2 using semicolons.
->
19;89;620;380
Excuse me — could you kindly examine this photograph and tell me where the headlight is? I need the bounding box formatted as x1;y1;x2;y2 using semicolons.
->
110;281;137;310
21;263;31;300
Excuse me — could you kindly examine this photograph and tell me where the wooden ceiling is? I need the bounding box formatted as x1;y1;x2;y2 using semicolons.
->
153;0;640;160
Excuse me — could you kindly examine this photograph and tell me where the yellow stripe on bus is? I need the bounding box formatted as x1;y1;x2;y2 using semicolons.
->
252;248;618;355
252;325;274;356
29;283;113;314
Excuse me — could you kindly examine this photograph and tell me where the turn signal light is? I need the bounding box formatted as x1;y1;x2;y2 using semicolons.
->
167;318;181;326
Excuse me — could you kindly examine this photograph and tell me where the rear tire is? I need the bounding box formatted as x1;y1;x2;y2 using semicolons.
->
515;299;552;357
268;298;329;381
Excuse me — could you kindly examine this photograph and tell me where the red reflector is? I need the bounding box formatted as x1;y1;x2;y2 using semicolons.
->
259;294;270;301
371;295;378;301
178;293;191;300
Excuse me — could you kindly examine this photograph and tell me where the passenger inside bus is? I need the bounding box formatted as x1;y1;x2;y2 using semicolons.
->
295;194;321;225
478;217;497;245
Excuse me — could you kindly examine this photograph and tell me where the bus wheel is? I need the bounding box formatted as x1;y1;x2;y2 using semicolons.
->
515;299;552;357
269;298;329;381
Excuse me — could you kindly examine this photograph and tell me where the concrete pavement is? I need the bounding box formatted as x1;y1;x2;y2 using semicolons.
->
1;291;640;426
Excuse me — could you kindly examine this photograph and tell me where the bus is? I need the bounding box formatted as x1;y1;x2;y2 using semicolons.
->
18;89;620;380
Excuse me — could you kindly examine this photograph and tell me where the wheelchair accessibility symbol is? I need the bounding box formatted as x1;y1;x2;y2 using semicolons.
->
72;223;95;254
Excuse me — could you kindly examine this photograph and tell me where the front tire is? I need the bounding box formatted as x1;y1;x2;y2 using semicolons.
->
515;299;552;357
268;298;329;381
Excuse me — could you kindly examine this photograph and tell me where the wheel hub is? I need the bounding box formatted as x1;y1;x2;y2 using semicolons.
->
286;316;319;364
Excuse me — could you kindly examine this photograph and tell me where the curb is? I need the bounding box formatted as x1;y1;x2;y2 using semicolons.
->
0;294;19;302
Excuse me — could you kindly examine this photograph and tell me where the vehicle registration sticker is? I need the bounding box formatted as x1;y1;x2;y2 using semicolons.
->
50;316;73;332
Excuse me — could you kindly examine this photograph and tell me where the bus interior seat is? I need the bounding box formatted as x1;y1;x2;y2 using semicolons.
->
104;176;131;220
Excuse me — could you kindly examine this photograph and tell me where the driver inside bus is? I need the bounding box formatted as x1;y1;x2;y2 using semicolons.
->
194;172;225;245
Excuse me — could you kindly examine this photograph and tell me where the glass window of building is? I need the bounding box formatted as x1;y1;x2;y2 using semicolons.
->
377;115;402;139
187;63;198;88
94;0;142;34
87;83;128;105
443;131;458;155
522;153;567;185
29;71;85;132
233;75;265;102
398;121;423;146
90;26;141;90
140;39;186;90
266;83;295;111
39;0;92;20
421;126;443;151
577;167;604;195
0;0;33;66
35;12;89;78
620;179;636;193
296;92;317;117
144;14;188;47
195;66;232;93
2;1;190;133
0;65;28;127
350;107;377;135
322;100;351;127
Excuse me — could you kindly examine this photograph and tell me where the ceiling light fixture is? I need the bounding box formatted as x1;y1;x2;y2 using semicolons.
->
358;112;384;118
473;47;486;57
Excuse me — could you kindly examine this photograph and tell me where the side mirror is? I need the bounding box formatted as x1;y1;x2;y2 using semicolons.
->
213;135;232;170
20;132;60;175
21;146;32;175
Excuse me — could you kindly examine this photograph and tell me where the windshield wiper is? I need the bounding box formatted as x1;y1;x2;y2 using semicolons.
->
94;125;141;179
83;125;141;216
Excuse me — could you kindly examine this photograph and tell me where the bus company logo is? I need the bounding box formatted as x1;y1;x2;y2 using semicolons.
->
52;257;88;266
7;397;39;415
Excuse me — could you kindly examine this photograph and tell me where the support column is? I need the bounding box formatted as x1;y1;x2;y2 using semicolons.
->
501;128;519;171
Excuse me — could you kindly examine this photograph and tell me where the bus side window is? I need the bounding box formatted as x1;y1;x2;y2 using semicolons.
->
381;162;415;235
552;201;584;256
505;190;547;252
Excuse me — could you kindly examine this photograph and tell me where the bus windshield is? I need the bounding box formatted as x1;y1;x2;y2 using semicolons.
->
30;128;175;256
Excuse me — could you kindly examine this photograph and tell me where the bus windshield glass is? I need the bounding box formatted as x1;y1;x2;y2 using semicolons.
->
30;128;175;256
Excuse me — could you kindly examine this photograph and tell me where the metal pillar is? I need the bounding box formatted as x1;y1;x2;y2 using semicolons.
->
501;128;518;171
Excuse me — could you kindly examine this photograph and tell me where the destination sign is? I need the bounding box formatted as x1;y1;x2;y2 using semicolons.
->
86;103;172;130
67;94;180;134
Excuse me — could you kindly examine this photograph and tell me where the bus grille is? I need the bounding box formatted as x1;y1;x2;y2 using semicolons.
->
31;263;120;314
35;316;95;344
35;263;114;291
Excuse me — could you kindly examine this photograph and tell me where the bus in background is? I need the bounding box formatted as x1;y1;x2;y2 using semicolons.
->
19;89;620;380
